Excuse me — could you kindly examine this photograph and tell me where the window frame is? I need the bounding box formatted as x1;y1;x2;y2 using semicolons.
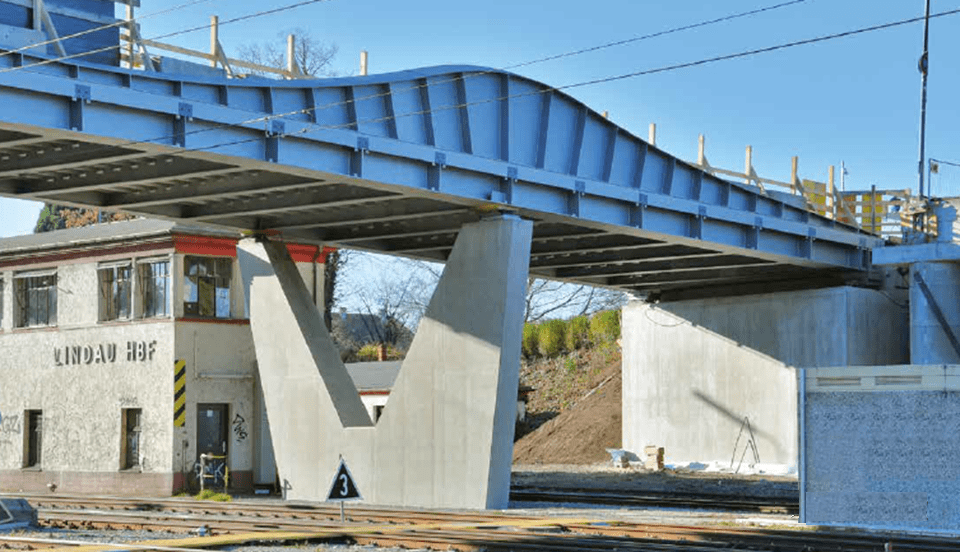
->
97;261;133;322
14;269;57;328
137;257;171;319
183;255;233;319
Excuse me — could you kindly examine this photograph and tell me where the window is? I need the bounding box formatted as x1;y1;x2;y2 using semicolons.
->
98;263;132;321
24;410;42;468
184;256;232;318
138;259;170;318
121;408;142;470
14;271;56;328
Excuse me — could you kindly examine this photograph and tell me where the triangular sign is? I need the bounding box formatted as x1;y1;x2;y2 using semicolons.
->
326;458;362;501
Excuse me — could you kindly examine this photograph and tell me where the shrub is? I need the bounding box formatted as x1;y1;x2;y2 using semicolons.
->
355;343;403;362
522;323;540;358
565;315;590;350
589;310;620;345
538;319;567;357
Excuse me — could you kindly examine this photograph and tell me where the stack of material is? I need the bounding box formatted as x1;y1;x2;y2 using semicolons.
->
644;446;664;471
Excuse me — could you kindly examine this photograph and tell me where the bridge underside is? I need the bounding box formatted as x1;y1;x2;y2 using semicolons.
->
0;124;865;300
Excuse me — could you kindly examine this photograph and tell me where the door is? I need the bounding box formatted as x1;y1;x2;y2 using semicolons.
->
196;403;228;487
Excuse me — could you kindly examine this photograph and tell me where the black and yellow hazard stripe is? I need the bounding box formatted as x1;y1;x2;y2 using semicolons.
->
174;360;186;428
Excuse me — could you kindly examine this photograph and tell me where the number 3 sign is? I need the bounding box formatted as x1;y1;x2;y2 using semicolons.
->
326;457;362;502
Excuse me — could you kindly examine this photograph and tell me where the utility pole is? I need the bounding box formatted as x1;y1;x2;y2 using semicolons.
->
840;160;846;192
917;0;931;199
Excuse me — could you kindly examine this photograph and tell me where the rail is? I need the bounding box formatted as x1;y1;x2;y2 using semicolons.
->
15;494;960;552
693;133;924;242
120;10;306;79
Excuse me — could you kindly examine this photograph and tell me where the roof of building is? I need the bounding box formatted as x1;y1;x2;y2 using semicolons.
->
345;361;403;392
0;218;240;255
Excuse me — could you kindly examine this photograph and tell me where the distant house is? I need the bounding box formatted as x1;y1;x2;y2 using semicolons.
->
332;310;414;351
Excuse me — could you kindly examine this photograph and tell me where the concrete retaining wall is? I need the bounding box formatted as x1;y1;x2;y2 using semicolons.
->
622;287;908;466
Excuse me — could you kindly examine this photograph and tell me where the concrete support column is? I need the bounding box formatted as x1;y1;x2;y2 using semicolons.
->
237;214;532;509
910;261;960;364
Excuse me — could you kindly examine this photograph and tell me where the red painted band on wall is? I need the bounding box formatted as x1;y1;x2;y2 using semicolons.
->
174;235;335;263
173;235;237;257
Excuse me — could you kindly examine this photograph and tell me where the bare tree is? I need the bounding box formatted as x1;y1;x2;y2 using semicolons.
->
523;279;626;323
236;28;338;77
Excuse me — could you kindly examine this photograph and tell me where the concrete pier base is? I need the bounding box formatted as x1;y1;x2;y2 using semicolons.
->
237;215;532;509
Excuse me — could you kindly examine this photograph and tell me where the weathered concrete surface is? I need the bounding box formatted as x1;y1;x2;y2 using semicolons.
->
910;262;960;364
802;366;960;532
237;215;532;509
622;287;909;466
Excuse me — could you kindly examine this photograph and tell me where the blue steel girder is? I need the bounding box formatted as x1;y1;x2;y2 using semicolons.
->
0;55;882;296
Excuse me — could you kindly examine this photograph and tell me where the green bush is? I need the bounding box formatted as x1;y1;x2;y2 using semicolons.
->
355;343;403;362
565;315;590;350
589;310;621;345
522;323;540;358
539;319;567;357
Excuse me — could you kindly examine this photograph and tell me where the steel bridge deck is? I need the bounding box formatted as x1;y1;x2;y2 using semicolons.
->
0;54;882;298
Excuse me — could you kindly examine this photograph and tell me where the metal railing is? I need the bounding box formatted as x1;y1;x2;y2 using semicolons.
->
693;133;925;242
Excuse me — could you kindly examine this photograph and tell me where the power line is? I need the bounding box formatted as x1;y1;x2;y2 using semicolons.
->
0;0;820;158
0;0;334;74
0;0;217;60
0;0;815;152
505;0;811;70
185;7;960;159
8;3;960;198
560;7;960;91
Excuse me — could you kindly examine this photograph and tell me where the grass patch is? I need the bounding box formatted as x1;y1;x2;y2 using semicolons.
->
195;489;232;502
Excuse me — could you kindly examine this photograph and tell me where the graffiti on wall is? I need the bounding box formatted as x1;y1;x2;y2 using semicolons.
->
193;458;226;487
232;413;248;442
0;411;20;446
0;412;20;434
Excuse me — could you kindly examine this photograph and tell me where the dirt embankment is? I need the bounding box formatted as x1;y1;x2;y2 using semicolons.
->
513;348;621;465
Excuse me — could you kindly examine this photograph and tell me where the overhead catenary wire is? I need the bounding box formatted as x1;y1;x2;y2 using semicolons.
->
175;7;960;160
0;0;334;74
504;0;811;70
6;4;960;206
0;0;218;60
0;0;815;158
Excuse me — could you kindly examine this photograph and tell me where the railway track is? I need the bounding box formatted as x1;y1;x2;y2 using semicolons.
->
2;494;956;552
509;486;798;514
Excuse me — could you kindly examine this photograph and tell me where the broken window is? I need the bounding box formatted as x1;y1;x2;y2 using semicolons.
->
183;256;232;318
138;259;170;318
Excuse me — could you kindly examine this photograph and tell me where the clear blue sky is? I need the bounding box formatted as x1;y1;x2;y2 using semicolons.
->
2;0;959;237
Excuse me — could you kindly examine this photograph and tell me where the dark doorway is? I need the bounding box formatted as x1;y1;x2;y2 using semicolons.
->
24;410;42;468
122;408;142;469
196;403;228;487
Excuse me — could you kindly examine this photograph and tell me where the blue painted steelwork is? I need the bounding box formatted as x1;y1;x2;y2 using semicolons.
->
0;47;883;296
0;0;120;65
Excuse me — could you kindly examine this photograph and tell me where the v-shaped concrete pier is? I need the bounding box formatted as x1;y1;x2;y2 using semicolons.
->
238;215;532;509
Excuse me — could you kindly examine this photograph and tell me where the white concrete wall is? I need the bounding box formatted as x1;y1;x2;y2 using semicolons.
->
622;287;909;466
173;322;258;484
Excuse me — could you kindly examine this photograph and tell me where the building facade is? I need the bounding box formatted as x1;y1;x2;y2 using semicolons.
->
0;219;332;495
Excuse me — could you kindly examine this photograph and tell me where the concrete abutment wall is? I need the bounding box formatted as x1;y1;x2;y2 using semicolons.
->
621;286;909;467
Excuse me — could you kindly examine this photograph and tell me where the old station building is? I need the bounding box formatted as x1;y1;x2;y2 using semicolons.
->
0;219;334;495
